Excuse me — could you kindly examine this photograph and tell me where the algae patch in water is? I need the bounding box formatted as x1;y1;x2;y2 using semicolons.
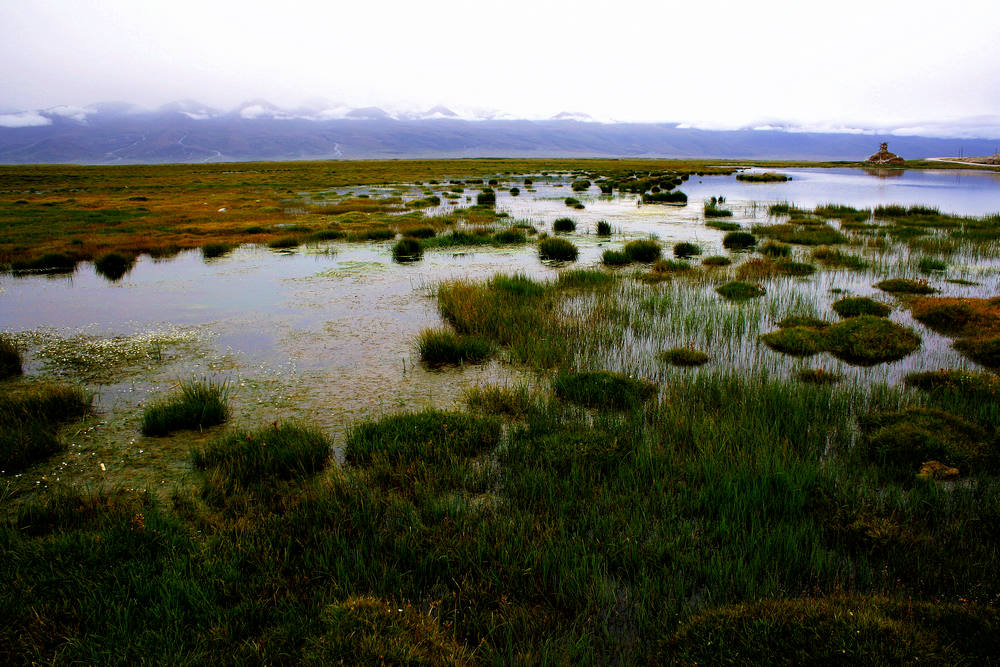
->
9;327;203;384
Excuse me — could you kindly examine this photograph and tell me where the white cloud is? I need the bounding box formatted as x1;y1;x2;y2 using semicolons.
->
0;111;51;128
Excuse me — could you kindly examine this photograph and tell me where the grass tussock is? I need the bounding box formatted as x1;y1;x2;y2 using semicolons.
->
552;217;577;233
602;249;631;266
673;241;701;258
722;231;757;250
417;328;493;366
464;384;536;417
659;597;999;665
192;422;330;490
0;334;23;379
861;407;991;477
716;281;766;300
763;316;921;365
200;242;235;259
623;239;661;263
797;368;842;384
538;237;578;262
345;409;501;466
824;316;921;366
812;246;869;269
556;269;616;290
0;383;91;471
701;255;731;267
755;222;847;246
658;347;710;367
391;237;423;262
552;370;657;409
140;379;229;436
305;596;474;666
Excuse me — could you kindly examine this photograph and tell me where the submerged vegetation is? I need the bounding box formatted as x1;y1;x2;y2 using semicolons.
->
3;159;1000;664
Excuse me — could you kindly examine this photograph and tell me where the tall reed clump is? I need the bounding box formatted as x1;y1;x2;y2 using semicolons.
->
0;334;22;379
141;379;230;436
0;383;91;471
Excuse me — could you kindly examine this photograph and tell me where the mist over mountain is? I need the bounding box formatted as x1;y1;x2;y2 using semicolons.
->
0;101;998;165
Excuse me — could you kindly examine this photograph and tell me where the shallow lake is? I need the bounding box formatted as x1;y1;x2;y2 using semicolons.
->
1;166;999;489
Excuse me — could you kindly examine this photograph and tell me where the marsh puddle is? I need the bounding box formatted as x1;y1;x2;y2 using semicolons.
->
2;167;999;493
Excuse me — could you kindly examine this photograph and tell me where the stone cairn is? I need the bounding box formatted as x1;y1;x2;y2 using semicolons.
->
867;142;905;164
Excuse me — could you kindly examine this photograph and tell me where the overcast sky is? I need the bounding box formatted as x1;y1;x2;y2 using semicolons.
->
2;0;999;132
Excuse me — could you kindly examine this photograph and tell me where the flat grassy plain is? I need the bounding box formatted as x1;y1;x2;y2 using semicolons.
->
2;158;1000;664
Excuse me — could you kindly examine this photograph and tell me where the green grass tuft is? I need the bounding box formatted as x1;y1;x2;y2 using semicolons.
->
0;383;91;471
825;316;921;366
701;255;731;267
658;347;710;367
417;328;493;366
553;217;577;233
345;409;501;466
192;421;330;489
538;237;578;262
602;249;631;266
140;379;229;436
0;334;23;379
623;239;661;263
268;235;301;250
392;237;423;262
716;281;766;300
552;370;657;410
722;231;757;250
673;242;701;258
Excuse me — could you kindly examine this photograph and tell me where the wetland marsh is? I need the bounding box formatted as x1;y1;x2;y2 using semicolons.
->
2;159;1000;664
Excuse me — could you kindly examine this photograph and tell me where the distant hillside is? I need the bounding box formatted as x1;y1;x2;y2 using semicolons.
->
1;103;999;164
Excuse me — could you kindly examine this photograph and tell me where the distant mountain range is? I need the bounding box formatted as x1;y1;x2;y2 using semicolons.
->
1;101;998;164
